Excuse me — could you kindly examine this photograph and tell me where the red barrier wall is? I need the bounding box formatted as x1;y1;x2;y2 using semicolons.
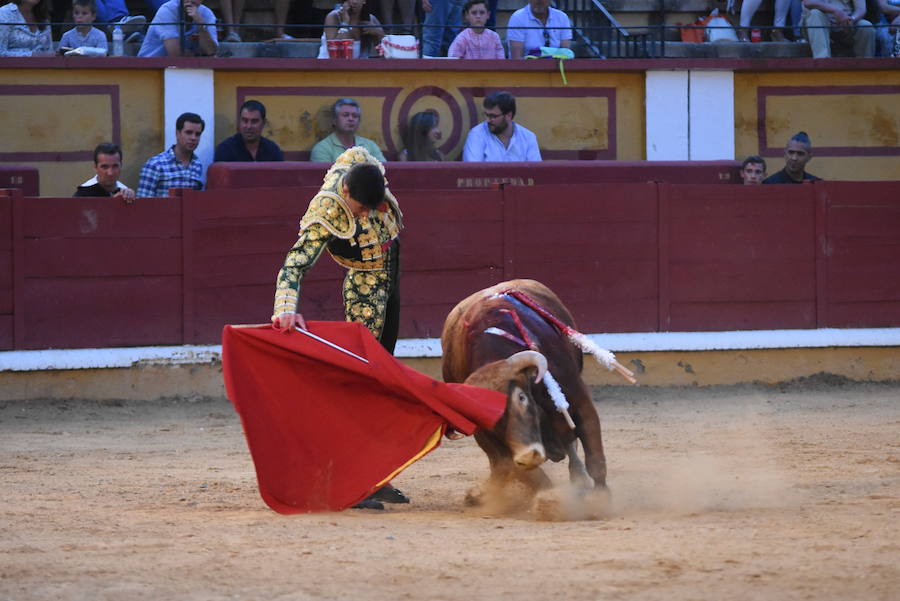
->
662;183;818;331
823;182;900;327
206;161;742;191
0;193;13;349
0;166;39;196
2;181;898;350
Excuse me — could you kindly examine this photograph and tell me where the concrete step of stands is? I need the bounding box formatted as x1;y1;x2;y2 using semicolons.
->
173;39;810;59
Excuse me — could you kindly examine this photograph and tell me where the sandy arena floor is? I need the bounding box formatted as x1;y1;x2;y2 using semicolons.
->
1;377;898;601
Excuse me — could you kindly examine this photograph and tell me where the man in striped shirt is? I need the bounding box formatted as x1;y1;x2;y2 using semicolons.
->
137;112;206;198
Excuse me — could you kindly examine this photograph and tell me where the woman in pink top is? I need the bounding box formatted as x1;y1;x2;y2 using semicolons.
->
448;0;505;58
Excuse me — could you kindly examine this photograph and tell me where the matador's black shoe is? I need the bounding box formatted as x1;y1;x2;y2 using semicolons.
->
351;496;385;510
370;485;410;504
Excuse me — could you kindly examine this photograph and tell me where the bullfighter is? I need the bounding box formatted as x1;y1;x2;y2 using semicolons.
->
270;146;407;509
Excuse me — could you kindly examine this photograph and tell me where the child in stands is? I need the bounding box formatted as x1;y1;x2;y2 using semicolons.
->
58;0;108;55
447;0;504;59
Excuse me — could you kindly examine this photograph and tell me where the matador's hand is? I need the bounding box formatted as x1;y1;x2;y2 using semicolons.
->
272;312;307;332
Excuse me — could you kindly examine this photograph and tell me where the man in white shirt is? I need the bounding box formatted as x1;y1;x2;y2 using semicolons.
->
506;0;572;59
462;91;542;162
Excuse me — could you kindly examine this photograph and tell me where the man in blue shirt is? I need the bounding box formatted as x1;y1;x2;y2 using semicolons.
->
506;0;572;59
214;100;285;162
138;112;206;198
462;91;542;162
138;0;218;57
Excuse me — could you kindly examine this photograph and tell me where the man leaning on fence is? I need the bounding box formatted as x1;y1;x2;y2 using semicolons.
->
137;112;206;198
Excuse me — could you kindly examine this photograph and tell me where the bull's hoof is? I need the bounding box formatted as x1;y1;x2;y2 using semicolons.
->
580;486;613;520
464;484;485;507
531;486;613;521
533;490;566;522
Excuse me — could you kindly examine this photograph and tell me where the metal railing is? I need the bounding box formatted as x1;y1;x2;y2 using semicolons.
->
5;19;899;60
556;0;664;58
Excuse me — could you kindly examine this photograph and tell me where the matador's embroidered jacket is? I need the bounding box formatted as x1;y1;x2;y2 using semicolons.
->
273;147;402;340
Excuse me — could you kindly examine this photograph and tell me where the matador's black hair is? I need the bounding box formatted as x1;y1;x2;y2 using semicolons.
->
345;163;385;209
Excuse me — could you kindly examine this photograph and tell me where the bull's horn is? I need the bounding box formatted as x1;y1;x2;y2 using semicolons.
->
506;350;547;383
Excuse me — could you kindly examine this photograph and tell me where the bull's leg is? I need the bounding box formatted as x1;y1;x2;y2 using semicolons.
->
572;386;608;489
565;441;593;489
466;433;516;507
467;432;551;511
511;464;553;492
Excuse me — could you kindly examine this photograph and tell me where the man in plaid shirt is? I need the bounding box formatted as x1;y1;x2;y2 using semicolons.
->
137;112;206;198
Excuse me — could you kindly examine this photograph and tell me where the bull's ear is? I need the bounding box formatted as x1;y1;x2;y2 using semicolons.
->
522;365;541;385
463;359;509;391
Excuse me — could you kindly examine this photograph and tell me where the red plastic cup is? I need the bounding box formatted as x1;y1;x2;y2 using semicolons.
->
340;39;353;59
327;39;342;58
751;29;762;43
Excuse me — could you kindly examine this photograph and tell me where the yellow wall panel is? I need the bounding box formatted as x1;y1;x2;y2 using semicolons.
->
2;95;112;153
0;69;163;196
213;69;644;162
734;70;900;181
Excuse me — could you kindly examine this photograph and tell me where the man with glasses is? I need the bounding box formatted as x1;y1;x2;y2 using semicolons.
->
462;91;542;162
506;0;572;59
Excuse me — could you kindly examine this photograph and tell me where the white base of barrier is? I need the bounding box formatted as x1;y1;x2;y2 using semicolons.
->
2;328;899;372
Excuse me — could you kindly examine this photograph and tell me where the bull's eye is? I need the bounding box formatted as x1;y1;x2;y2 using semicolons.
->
516;389;529;409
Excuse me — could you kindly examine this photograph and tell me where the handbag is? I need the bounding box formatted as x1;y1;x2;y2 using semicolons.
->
379;35;419;58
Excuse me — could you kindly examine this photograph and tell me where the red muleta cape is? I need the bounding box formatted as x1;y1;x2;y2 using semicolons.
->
222;322;506;514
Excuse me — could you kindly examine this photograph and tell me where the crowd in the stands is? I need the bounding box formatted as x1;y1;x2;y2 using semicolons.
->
3;0;897;58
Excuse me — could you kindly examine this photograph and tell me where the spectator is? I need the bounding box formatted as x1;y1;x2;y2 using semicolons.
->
216;0;293;42
318;0;385;58
138;0;218;57
763;131;821;184
51;0;145;41
274;0;295;40
310;98;386;162
739;155;767;185
218;0;244;42
506;0;571;59
448;0;504;58
214;100;284;162
738;0;798;41
58;0;108;55
398;111;443;161
379;0;415;34
422;0;463;57
874;0;900;55
462;90;541;162
801;0;875;57
137;112;206;198
74;143;136;201
0;0;52;56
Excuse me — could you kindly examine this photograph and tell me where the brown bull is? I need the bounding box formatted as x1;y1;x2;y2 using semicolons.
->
442;279;609;503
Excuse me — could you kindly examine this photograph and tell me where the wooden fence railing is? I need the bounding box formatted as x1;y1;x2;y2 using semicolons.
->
1;181;898;350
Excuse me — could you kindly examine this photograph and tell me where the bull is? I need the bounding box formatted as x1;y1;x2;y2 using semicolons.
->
442;279;633;507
